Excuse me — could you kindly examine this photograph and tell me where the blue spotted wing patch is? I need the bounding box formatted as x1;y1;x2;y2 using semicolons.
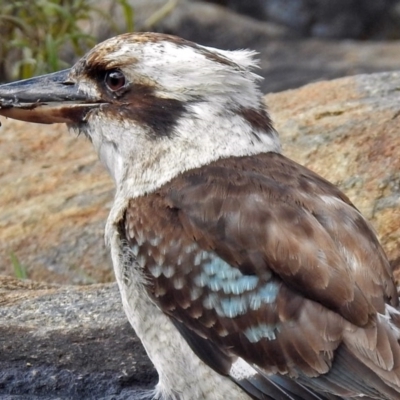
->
121;198;341;377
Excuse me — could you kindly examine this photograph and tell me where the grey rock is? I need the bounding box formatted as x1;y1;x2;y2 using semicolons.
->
204;0;400;39
0;279;156;399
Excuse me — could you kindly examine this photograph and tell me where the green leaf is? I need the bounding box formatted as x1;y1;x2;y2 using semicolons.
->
10;252;28;280
116;0;135;32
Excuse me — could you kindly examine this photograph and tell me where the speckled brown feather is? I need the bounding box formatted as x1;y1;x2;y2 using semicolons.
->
118;152;400;399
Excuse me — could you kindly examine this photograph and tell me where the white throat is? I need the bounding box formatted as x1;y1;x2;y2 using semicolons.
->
85;100;280;201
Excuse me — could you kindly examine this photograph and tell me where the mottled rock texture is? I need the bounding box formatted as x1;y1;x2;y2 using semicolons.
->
0;276;156;399
0;122;113;284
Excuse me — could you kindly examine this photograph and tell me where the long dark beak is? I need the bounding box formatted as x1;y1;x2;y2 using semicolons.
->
0;69;101;124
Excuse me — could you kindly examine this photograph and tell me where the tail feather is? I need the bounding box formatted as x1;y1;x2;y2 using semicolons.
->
341;312;400;396
299;343;400;400
230;359;340;400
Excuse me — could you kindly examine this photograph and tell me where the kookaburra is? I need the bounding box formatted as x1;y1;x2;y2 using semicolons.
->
1;33;400;400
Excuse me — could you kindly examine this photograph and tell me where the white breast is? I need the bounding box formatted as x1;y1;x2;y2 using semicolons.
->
107;218;249;400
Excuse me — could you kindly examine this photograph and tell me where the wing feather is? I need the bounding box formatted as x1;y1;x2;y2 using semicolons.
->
121;152;400;399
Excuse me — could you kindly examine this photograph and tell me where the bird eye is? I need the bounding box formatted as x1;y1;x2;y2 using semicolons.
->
105;70;126;91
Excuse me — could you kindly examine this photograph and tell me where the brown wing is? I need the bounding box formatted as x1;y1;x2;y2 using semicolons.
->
121;152;400;399
170;153;397;314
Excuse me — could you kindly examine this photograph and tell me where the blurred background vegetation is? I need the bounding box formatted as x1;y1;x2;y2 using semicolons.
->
0;0;134;81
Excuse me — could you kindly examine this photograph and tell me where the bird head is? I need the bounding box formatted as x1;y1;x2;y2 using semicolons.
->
0;33;280;196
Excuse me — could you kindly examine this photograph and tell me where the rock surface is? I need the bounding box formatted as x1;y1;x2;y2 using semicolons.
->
204;0;400;39
1;72;400;398
0;276;156;399
0;122;113;284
